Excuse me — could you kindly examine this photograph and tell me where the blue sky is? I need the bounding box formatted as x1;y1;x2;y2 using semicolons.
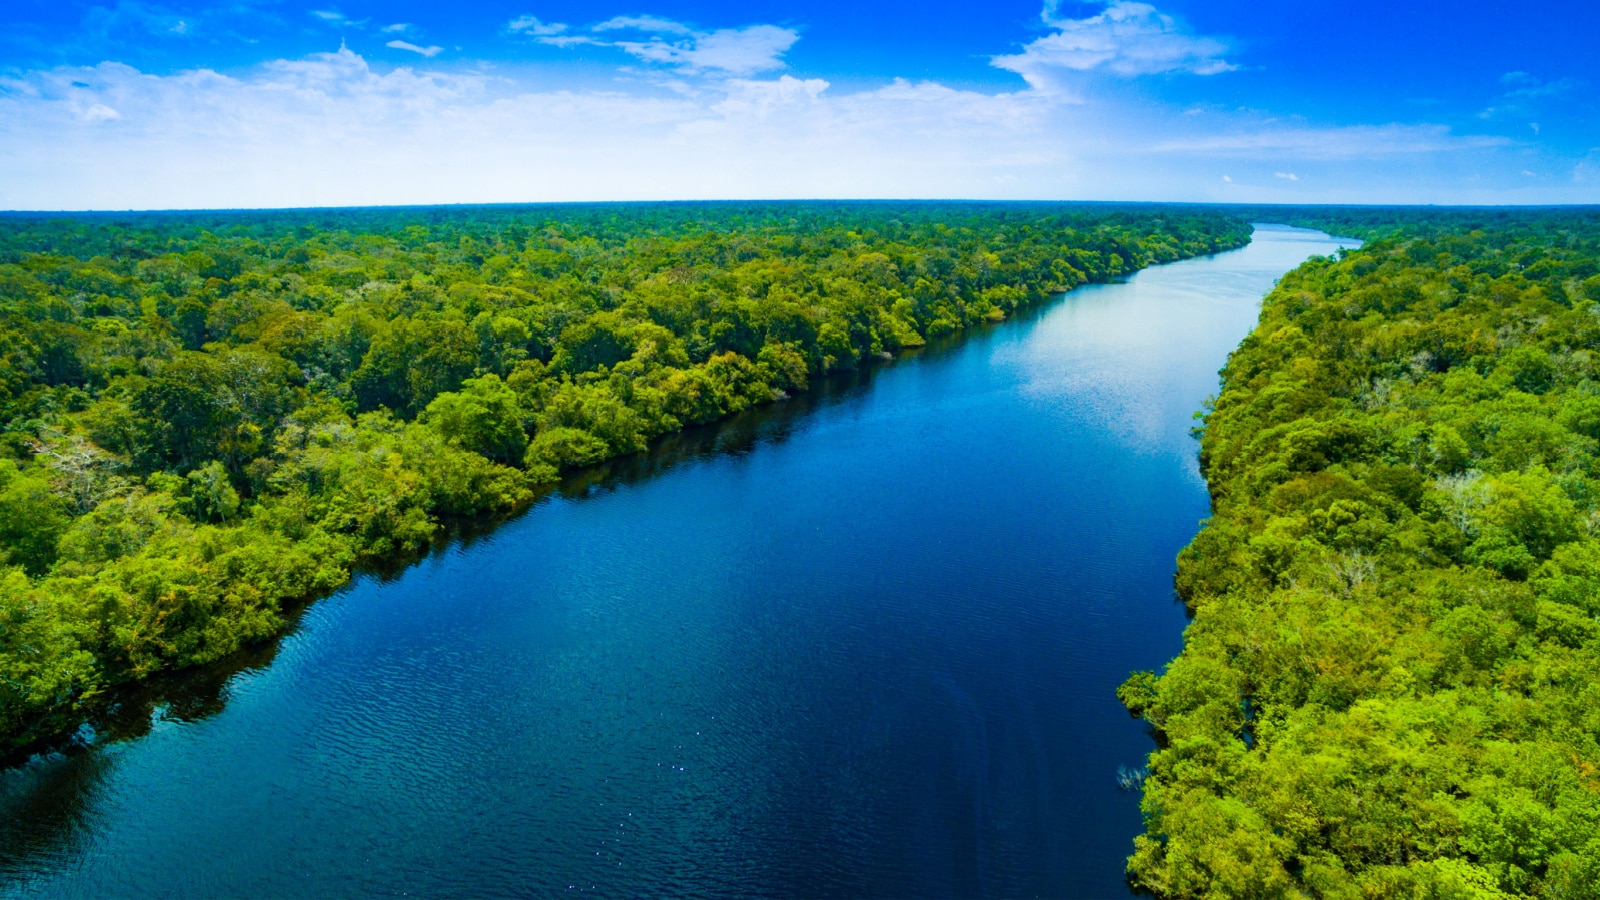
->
1;0;1597;209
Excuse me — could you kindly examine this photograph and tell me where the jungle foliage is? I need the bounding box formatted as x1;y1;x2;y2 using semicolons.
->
1122;211;1600;898
0;201;1249;753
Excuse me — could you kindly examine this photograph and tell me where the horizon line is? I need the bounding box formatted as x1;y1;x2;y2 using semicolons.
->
4;199;1600;217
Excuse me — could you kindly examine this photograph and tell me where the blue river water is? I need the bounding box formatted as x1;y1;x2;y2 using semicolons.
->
0;225;1354;898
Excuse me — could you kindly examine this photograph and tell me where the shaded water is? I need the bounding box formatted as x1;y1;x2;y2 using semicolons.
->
0;225;1355;898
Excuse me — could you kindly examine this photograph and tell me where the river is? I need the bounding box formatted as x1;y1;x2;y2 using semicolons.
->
0;224;1356;898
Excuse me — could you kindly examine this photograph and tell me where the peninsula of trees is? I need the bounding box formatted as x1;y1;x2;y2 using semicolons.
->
1122;209;1600;897
0;202;1250;753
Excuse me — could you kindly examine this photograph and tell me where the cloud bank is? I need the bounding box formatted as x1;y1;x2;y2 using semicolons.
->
0;49;1062;209
0;2;1579;209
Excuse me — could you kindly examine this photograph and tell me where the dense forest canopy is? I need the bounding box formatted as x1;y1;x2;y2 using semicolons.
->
1121;209;1600;897
0;201;1250;754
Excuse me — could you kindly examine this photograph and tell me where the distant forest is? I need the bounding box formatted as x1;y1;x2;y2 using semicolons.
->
0;202;1249;754
1121;207;1600;897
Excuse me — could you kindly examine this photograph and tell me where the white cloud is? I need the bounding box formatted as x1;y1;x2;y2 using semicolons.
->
508;15;568;36
1274;171;1297;180
381;23;414;35
993;1;1233;89
712;74;829;112
530;35;603;48
83;103;122;122
612;24;799;75
519;15;797;75
592;15;693;35
311;10;366;28
386;40;442;58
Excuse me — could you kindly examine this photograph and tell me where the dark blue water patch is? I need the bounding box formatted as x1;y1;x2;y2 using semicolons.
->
0;225;1355;899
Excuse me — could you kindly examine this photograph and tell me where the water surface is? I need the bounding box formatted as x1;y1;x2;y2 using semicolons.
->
0;225;1355;898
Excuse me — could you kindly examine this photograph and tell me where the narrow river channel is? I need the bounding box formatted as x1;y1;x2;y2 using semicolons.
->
0;224;1356;898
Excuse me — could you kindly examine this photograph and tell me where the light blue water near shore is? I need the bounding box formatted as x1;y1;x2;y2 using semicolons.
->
0;225;1355;898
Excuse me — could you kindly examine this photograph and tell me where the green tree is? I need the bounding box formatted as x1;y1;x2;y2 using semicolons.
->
421;374;528;466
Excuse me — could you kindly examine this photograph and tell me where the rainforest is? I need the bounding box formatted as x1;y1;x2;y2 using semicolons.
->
7;201;1600;898
1121;208;1600;897
0;202;1250;755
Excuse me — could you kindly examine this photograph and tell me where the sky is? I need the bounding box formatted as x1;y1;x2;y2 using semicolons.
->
1;0;1597;210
